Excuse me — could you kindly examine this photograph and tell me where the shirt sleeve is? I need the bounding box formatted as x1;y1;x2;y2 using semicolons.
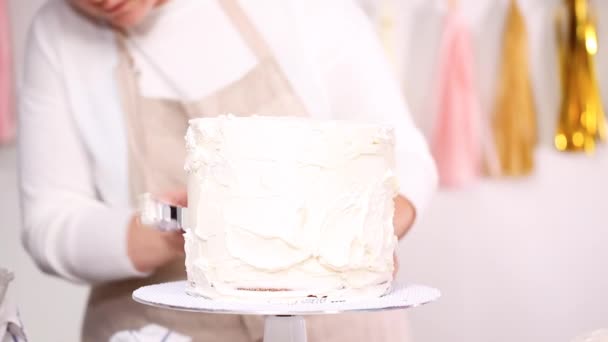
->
18;10;148;284
318;0;438;215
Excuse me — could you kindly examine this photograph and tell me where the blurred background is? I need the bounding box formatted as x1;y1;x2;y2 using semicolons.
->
1;0;607;341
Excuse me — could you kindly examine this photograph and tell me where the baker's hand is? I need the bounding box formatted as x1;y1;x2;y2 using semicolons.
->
127;190;187;273
394;195;416;239
392;195;415;278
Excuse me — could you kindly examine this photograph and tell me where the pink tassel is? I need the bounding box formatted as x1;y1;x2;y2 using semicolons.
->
431;9;481;188
0;0;15;144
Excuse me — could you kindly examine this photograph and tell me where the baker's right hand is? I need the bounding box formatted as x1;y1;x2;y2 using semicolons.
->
127;190;187;273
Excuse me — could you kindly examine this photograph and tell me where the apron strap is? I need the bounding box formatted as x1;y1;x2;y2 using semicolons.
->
115;1;286;116
217;0;273;60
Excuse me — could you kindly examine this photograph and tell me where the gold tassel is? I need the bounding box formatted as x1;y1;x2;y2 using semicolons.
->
488;0;537;176
554;0;606;153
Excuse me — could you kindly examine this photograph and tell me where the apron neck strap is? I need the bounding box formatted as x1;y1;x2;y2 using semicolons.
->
113;1;277;116
218;0;273;60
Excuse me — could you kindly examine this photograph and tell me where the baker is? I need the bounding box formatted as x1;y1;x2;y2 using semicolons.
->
18;0;437;340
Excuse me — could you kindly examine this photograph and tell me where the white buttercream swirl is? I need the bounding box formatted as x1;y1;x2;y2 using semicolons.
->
184;115;398;301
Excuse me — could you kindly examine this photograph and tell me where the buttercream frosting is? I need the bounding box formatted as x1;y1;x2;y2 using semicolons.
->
183;115;399;301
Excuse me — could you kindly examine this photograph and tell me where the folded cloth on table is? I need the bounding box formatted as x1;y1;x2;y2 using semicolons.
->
0;269;27;342
571;329;608;342
109;324;192;342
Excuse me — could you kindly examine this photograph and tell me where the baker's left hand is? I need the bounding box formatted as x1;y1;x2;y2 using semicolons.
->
394;195;416;239
392;195;415;278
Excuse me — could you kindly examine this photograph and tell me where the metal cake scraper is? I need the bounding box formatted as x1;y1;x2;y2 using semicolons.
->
138;193;188;232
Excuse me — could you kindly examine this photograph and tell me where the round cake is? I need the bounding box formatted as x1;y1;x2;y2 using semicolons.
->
183;115;399;301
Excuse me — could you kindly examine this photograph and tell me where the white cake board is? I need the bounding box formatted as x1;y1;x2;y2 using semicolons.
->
133;281;440;342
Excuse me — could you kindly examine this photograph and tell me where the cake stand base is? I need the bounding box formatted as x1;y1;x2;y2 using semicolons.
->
264;315;306;342
133;281;440;342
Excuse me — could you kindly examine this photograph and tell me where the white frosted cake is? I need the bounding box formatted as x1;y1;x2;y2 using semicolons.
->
183;115;399;301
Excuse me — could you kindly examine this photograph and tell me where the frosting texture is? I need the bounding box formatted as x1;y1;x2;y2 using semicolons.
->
184;115;398;301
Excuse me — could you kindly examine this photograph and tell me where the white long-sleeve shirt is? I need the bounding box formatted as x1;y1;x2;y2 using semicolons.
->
18;0;437;284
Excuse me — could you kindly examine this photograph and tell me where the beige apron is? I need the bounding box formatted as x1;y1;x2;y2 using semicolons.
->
82;1;410;341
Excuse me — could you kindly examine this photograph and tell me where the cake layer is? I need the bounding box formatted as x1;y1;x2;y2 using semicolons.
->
184;115;398;300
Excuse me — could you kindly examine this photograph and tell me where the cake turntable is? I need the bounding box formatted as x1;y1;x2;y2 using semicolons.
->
133;281;440;342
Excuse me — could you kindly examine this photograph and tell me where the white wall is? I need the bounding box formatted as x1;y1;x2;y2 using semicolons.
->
4;0;608;341
399;148;608;342
7;0;43;83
